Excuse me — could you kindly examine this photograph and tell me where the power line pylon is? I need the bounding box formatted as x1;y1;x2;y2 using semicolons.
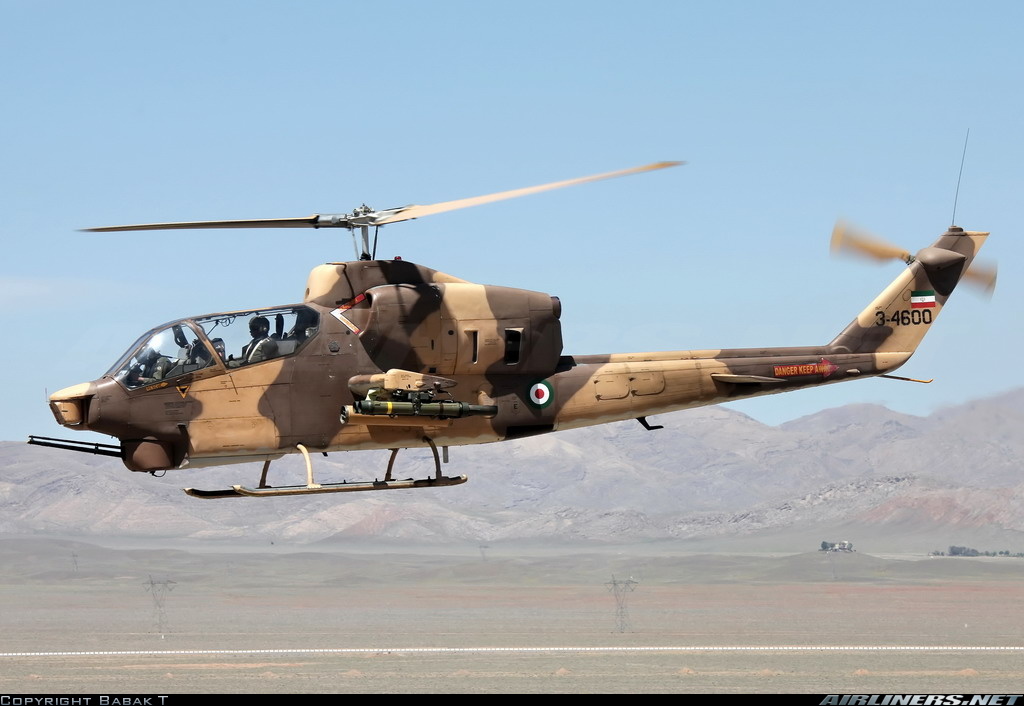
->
144;575;177;638
606;575;638;633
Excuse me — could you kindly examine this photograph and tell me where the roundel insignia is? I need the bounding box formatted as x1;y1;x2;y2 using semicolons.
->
528;380;554;408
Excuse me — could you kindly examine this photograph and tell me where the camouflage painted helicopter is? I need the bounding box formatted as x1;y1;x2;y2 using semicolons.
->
32;162;992;498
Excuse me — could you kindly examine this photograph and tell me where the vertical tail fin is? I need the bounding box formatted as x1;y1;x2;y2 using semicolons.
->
828;226;989;363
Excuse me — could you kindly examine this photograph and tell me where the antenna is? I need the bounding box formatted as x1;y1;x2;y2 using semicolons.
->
951;128;970;226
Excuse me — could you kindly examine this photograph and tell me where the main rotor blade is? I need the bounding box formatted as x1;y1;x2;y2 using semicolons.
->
371;161;684;225
83;161;683;233
830;220;911;263
83;216;324;232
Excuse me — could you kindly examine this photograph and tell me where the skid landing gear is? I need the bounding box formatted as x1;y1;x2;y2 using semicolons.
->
183;438;466;499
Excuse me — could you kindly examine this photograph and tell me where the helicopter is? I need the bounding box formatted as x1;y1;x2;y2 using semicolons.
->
31;162;992;498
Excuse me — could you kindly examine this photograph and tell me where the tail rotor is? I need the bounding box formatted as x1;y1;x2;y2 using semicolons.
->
830;220;996;297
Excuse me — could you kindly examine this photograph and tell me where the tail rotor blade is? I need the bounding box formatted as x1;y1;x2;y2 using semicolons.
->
830;220;911;263
963;261;998;296
831;220;997;296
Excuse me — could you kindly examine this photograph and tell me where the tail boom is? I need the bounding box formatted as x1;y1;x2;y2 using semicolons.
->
545;348;903;432
542;226;987;432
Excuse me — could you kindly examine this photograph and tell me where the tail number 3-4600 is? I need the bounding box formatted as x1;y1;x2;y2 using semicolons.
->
875;309;933;326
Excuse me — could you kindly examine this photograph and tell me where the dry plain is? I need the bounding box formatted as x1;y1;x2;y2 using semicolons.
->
0;538;1022;694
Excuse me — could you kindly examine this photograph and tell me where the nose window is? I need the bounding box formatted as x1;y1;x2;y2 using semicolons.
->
115;325;216;390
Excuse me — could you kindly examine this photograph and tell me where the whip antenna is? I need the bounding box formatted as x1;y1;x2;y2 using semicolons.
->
951;128;970;226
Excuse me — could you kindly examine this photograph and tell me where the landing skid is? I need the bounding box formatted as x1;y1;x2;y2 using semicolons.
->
183;438;464;499
183;487;246;499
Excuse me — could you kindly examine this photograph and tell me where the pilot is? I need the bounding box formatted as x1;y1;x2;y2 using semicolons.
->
127;347;173;387
239;315;278;365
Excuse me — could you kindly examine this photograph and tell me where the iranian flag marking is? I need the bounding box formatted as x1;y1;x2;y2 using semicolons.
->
528;381;554;408
910;290;936;309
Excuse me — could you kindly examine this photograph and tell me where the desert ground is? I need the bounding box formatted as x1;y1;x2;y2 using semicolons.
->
1;538;1022;694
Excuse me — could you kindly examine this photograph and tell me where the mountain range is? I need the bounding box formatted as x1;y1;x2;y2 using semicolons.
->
3;388;1022;551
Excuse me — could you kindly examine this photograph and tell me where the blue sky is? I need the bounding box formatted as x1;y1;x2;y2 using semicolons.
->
2;1;1021;442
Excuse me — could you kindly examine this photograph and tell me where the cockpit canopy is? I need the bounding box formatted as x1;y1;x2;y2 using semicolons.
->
107;305;319;390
